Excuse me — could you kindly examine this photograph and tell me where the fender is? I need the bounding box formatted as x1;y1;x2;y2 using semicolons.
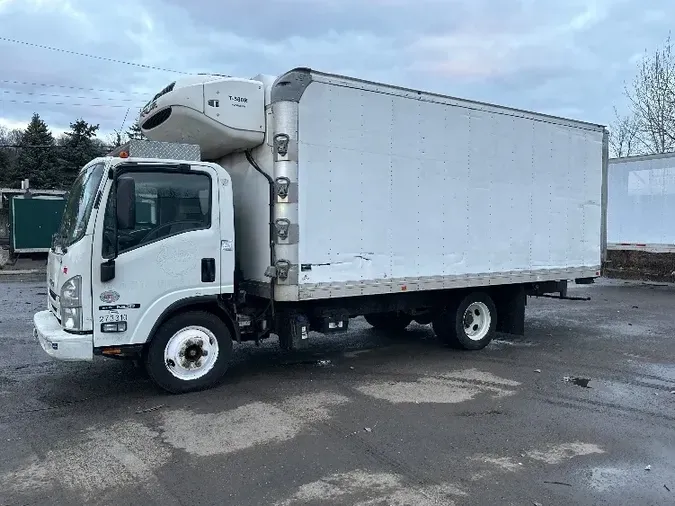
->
147;295;239;344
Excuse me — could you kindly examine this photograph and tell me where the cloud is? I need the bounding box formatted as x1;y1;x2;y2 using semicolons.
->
0;0;674;141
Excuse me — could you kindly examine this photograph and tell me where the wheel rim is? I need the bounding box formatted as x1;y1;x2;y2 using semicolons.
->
163;326;219;381
462;302;491;341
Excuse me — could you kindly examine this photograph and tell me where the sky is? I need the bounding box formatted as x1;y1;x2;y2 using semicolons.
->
0;0;673;144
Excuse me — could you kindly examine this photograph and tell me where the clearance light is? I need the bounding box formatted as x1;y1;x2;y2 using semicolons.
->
119;151;129;158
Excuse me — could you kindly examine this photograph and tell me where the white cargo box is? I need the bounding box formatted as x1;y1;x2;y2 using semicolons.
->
228;69;608;301
143;68;608;302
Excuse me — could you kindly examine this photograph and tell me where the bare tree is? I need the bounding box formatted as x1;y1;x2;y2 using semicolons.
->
609;107;640;157
619;34;675;156
0;125;23;146
107;130;124;149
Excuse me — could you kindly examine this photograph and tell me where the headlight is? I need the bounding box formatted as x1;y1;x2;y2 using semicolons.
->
60;276;82;330
60;276;82;308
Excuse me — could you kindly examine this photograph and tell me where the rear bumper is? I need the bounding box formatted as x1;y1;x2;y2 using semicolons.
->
33;310;93;361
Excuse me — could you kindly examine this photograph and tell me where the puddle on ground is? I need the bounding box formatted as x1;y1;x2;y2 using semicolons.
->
564;376;592;388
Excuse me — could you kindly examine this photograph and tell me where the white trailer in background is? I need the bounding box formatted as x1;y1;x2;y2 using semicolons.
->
32;67;608;393
607;152;675;253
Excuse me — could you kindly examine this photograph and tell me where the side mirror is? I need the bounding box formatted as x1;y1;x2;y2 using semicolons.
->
116;176;136;230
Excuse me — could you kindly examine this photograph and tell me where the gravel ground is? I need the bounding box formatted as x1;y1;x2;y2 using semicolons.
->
1;277;674;506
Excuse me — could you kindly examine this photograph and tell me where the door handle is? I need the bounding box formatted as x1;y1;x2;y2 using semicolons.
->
201;258;216;283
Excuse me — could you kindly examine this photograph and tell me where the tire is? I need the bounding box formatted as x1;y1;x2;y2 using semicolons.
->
365;312;413;332
145;311;233;394
432;292;497;350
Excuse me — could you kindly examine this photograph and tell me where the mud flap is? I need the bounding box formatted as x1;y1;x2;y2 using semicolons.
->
494;285;526;336
277;313;310;351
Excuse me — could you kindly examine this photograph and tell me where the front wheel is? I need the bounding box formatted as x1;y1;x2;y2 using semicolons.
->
432;292;497;350
145;311;233;394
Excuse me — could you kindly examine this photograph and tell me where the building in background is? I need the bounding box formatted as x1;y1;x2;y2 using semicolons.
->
605;152;675;281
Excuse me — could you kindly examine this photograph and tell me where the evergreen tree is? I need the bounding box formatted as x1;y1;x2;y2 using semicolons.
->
0;148;10;188
92;137;110;155
126;120;144;140
57;119;103;188
0;111;147;190
0;127;10;187
0;127;23;188
13;113;58;189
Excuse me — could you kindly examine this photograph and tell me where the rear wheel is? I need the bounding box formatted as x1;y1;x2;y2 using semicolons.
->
365;311;413;332
145;311;233;394
432;292;497;350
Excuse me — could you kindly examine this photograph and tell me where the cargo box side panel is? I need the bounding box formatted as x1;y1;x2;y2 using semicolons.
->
296;80;603;295
607;152;675;250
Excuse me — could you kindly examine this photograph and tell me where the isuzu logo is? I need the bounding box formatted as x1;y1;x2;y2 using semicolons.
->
100;290;120;303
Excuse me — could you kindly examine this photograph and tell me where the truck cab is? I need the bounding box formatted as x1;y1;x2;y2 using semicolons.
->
34;72;276;394
34;142;237;392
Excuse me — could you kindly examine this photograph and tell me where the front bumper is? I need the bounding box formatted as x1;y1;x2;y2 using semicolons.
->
33;310;93;361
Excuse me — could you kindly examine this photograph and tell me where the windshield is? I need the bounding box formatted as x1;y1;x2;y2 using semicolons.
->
57;162;105;248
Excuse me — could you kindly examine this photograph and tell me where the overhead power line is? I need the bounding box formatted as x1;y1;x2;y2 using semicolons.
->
1;89;143;104
0;78;149;96
0;36;190;75
0;98;138;109
0;144;116;151
0;144;76;148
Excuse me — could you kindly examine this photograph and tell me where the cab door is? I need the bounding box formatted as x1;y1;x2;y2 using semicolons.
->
90;163;222;347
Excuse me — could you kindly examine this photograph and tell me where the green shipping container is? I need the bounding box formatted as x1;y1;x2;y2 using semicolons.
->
10;195;66;253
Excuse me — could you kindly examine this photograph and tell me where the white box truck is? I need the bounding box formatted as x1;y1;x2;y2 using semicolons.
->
32;68;608;393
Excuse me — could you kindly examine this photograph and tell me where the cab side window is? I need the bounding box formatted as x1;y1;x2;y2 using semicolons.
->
102;171;211;258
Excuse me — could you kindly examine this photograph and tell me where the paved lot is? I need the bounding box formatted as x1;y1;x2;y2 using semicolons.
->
1;277;674;505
